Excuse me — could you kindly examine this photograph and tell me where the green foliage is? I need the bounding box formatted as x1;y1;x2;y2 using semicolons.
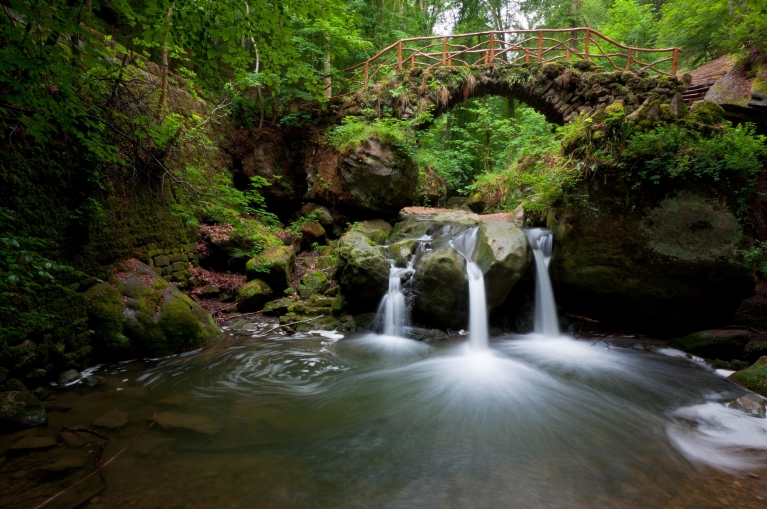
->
599;0;657;48
287;214;321;238
740;241;767;279
325;116;418;155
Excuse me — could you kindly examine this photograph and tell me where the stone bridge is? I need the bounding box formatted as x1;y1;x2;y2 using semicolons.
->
323;60;685;126
317;29;685;125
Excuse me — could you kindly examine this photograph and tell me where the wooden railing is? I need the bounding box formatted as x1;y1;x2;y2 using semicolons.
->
339;28;681;94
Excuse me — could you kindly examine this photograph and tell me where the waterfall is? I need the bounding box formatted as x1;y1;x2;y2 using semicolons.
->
452;228;489;350
378;266;411;337
525;228;559;337
374;238;429;337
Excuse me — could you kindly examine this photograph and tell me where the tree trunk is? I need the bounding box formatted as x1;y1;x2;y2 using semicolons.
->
158;5;174;114
323;51;332;98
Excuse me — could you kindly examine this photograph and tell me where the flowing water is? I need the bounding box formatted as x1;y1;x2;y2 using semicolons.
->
6;229;767;508
452;227;489;350
525;228;560;337
6;330;767;509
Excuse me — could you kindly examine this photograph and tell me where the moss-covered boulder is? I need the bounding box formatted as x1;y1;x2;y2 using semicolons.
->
670;329;751;361
689;100;726;124
549;184;754;332
353;220;393;245
245;245;295;292
85;259;220;359
337;228;390;312
0;391;47;431
299;219;326;250
728;356;767;396
202;218;283;272
298;203;335;228
745;337;767;363
262;297;299;316
412;245;467;328
84;283;134;360
298;271;330;299
474;221;530;310
236;279;273;312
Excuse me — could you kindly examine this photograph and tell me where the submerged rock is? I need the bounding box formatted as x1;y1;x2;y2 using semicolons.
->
407;328;448;342
729;393;766;418
93;409;128;429
85;259;220;359
57;369;80;386
8;435;58;454
729;357;767;397
154;411;222;435
0;391;47;431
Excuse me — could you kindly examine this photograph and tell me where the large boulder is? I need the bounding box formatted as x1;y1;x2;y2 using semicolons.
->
236;280;273;312
337;224;390;312
245;245;295;292
412;245;467;329
473;221;530;310
232;130;307;212
0;391;47;431
200;218;283;272
304;138;417;218
670;329;751;361
549;184;754;332
85;259;220;359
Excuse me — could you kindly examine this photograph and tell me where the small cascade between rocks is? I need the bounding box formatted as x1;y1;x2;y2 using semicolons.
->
374;238;429;338
452;227;489;350
525;228;559;337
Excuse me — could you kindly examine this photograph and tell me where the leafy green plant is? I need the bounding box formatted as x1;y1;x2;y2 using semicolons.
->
740;241;767;278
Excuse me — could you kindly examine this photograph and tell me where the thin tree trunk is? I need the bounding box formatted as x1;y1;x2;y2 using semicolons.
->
323;51;332;98
158;5;174;113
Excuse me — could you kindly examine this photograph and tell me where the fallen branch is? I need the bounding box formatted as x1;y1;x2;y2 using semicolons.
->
565;313;599;323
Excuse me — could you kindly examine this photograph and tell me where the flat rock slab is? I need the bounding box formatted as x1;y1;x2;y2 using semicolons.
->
39;454;88;478
9;435;58;453
93;409;128;429
154;412;222;435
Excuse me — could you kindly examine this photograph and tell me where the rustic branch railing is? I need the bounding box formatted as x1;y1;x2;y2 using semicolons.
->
338;28;681;95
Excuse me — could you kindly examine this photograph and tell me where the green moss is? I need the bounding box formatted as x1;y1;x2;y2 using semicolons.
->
689;100;726;124
236;280;273;312
298;271;330;299
84;283;134;361
728;356;767;396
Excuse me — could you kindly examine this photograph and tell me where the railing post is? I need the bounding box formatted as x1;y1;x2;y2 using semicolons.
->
626;48;632;71
489;32;495;63
584;28;590;61
364;61;369;88
537;31;543;62
410;54;415;69
671;49;679;76
525;48;529;64
397;41;402;70
442;37;447;66
566;48;570;62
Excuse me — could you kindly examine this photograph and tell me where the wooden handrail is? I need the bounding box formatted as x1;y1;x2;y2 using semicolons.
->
336;28;682;95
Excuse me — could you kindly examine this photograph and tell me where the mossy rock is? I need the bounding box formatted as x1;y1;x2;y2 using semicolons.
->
298;203;334;227
236;280;273;312
689;100;726;125
669;329;750;360
412;245;467;329
0;391;47;431
388;239;420;267
262;297;298;316
246;245;295;292
84;283;134;361
745;337;767;363
350;220;392;245
474;221;530;310
299;271;330;299
728;356;767;396
300;219;326;249
337;231;389;311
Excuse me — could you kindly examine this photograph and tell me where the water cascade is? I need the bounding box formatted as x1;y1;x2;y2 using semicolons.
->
525;228;559;337
452;227;489;350
374;237;429;337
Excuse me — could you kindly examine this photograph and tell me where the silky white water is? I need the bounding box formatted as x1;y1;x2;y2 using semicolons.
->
525;228;559;337
452;227;489;350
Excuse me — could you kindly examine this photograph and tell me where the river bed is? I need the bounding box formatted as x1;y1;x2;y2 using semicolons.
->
2;329;767;508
